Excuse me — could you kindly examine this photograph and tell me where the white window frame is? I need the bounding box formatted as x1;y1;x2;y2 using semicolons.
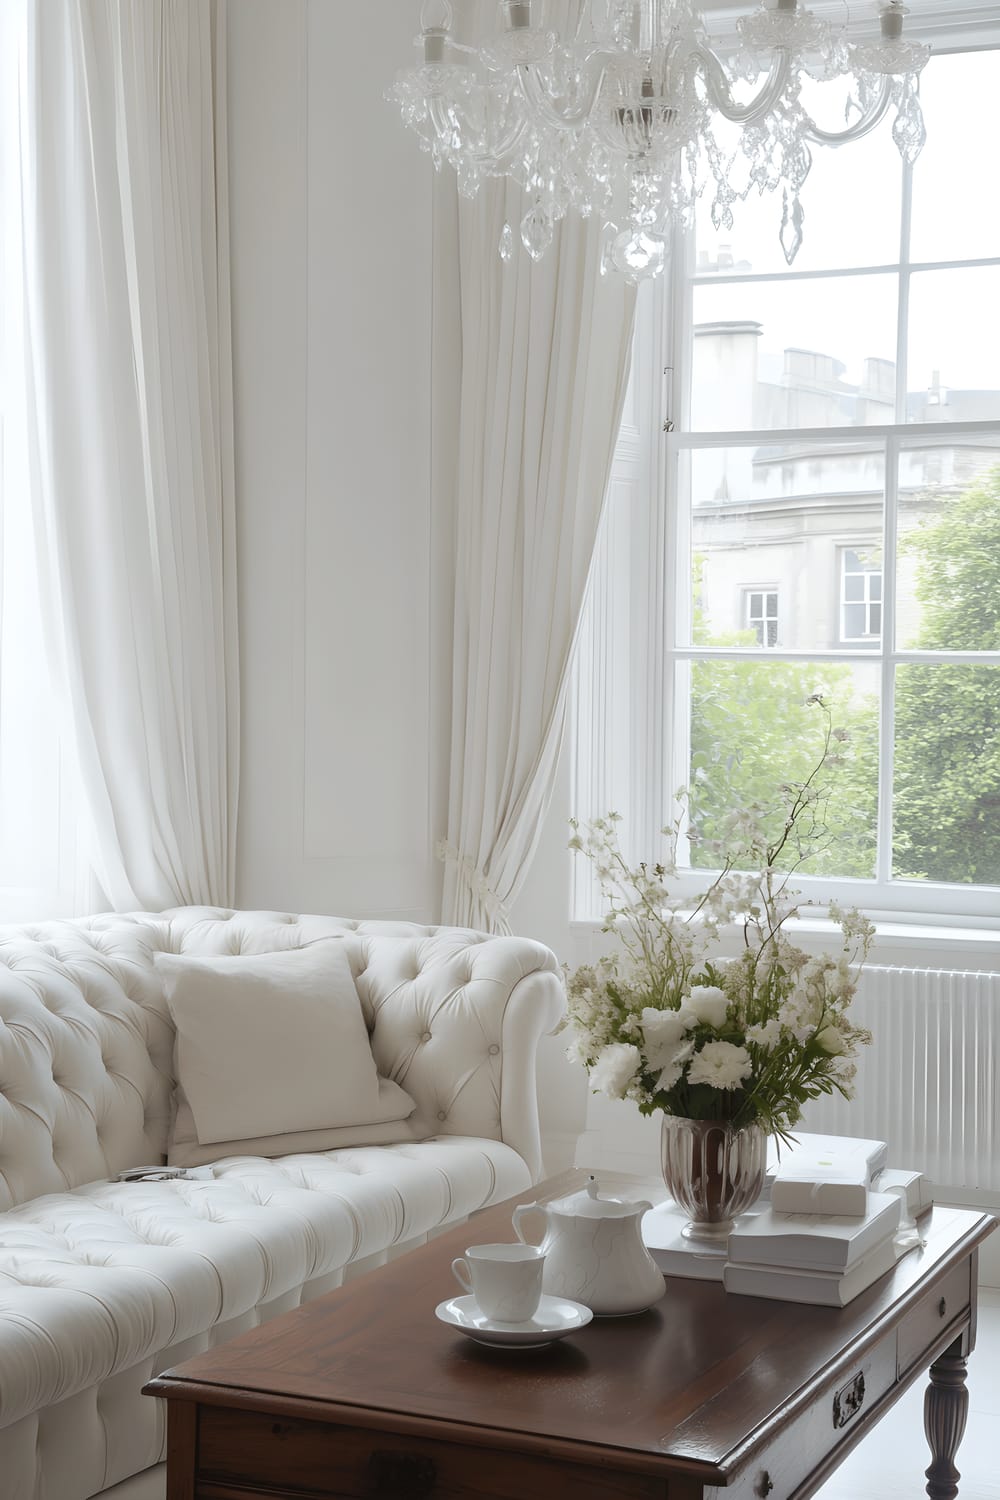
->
839;548;883;645
572;34;1000;927
742;585;780;647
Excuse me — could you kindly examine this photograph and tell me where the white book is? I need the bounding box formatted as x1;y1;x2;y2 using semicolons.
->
723;1234;899;1306
727;1191;902;1273
872;1167;933;1218
771;1168;869;1217
641;1202;731;1282
763;1133;888;1201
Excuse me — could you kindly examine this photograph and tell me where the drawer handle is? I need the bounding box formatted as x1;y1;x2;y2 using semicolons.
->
368;1449;437;1495
755;1473;774;1498
833;1371;866;1429
939;1297;948;1318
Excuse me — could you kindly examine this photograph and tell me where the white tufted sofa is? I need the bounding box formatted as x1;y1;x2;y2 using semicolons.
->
0;906;566;1500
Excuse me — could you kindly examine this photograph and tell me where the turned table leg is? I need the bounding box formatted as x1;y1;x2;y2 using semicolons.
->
924;1352;970;1500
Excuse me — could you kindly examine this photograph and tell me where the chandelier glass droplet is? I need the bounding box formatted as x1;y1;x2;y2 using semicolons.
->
389;0;930;280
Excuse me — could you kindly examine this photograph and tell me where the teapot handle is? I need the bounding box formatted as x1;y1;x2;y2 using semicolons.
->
512;1201;546;1247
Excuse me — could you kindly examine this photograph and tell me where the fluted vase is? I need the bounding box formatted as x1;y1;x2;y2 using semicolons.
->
660;1116;768;1242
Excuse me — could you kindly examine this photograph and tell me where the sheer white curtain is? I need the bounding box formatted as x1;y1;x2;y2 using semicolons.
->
15;0;238;913
438;9;636;933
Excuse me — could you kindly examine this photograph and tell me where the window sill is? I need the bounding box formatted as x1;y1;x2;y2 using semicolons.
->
569;914;1000;967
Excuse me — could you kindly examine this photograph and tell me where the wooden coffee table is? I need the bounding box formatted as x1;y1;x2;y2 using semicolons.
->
146;1169;996;1500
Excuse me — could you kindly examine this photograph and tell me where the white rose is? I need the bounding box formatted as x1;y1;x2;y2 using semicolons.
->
815;1024;846;1055
687;1040;753;1091
589;1042;642;1100
641;1006;691;1070
683;985;730;1030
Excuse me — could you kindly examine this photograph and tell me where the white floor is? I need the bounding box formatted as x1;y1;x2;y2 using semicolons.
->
816;1290;1000;1500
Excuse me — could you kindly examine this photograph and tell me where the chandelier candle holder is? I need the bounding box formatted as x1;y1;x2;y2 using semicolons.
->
390;0;930;279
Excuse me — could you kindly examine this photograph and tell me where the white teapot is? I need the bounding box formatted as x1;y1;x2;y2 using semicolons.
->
512;1175;666;1316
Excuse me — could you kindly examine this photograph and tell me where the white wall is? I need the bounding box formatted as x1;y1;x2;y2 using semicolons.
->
225;3;1000;1189
227;0;438;921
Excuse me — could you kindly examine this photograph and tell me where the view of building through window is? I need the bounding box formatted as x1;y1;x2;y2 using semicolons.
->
575;44;1000;913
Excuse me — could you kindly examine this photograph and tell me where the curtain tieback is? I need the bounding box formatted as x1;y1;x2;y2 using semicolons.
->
436;840;510;930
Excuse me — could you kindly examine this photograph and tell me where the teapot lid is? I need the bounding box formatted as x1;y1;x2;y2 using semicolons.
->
546;1175;647;1219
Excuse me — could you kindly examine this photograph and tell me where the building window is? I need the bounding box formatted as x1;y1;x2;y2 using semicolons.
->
743;588;779;647
840;551;882;644
573;41;1000;922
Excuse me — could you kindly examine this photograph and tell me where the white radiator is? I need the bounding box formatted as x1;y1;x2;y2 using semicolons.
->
798;965;1000;1193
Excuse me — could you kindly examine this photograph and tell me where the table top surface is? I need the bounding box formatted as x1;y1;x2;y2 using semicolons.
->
147;1169;996;1484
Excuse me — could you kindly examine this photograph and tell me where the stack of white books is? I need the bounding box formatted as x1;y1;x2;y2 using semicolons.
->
723;1191;902;1305
641;1133;931;1305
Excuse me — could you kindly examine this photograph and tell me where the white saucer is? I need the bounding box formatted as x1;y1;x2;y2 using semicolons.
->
435;1293;593;1349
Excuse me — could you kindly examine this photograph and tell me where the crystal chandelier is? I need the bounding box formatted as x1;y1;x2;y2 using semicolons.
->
390;0;930;279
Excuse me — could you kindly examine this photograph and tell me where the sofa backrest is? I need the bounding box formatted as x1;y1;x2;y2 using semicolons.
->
0;913;175;1210
0;907;563;1208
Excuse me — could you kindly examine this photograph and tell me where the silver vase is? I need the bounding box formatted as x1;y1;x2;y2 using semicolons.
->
660;1116;768;1242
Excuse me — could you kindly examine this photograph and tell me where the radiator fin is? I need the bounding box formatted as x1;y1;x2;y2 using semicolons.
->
797;966;999;1192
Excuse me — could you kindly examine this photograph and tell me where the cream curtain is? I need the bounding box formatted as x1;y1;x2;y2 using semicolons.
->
18;0;238;912
439;50;636;932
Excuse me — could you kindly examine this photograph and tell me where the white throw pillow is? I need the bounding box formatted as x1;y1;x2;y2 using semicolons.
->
167;1077;422;1167
156;943;407;1146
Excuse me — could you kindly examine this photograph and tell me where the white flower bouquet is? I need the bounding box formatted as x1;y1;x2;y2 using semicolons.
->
564;702;875;1140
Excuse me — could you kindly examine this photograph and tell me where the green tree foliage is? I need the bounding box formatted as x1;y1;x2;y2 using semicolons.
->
689;659;879;880
688;560;879;880
892;465;1000;885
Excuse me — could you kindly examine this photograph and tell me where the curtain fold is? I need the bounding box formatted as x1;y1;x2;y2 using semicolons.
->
440;142;636;932
18;0;238;912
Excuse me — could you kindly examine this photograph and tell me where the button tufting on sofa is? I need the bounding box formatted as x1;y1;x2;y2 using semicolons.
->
0;906;565;1500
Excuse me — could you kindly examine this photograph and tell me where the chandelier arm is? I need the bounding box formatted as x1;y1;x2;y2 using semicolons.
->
691;46;792;125
427;96;528;165
803;77;893;145
515;59;608;132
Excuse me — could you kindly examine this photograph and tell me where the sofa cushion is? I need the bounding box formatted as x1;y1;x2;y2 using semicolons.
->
0;1138;531;1434
157;944;409;1144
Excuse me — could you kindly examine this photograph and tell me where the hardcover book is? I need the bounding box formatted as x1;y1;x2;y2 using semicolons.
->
726;1191;902;1273
723;1235;900;1306
763;1133;889;1201
771;1168;869;1216
641;1201;731;1281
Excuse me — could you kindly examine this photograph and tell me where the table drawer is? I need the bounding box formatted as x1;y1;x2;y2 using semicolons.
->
896;1261;972;1376
197;1406;667;1500
710;1331;898;1500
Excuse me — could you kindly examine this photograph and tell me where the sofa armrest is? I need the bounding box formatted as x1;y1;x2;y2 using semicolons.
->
360;932;566;1182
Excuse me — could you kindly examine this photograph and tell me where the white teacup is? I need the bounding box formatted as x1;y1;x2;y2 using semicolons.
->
451;1242;545;1323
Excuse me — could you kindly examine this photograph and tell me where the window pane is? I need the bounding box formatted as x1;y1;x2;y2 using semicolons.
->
843;603;867;639
687;662;880;879
686;445;884;649
907;267;1000;422
909;51;1000;264
897;441;1000;649
691;277;898;431
894;665;1000;885
694;110;902;277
